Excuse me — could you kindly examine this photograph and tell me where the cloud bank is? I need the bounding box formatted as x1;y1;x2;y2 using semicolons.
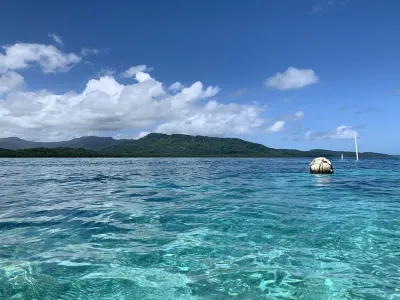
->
0;74;269;140
0;42;271;141
0;41;311;141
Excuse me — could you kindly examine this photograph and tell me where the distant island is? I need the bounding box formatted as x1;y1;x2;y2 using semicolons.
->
0;133;392;158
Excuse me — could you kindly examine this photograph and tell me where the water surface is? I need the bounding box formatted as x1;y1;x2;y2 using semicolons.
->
0;158;399;299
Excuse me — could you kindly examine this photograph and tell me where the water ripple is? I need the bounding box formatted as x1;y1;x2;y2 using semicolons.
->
0;158;399;299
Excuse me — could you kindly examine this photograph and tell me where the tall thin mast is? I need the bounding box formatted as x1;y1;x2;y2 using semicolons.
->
354;131;359;161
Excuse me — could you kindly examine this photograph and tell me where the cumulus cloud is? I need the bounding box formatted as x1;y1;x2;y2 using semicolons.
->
0;40;312;141
0;71;24;95
265;121;285;133
0;69;268;141
168;82;184;92
306;125;356;140
135;71;152;83
48;33;64;46
0;43;81;73
265;67;319;90
120;65;148;78
156;100;264;136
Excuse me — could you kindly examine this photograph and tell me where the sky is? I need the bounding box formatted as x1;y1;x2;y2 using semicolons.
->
0;0;399;154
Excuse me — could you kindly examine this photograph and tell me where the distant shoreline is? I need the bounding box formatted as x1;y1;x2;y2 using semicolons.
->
0;133;392;158
0;148;393;159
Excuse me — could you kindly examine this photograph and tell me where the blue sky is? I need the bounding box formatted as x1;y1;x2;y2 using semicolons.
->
0;0;399;154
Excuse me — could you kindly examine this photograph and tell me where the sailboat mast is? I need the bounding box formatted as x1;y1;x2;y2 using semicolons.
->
354;131;359;161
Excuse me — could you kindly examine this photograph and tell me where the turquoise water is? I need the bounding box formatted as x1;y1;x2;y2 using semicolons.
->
0;158;399;300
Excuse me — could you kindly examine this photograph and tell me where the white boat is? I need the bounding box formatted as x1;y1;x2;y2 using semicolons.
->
341;153;344;160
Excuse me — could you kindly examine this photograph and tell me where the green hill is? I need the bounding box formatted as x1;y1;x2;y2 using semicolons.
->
0;147;103;158
0;133;392;158
0;136;122;150
100;133;391;158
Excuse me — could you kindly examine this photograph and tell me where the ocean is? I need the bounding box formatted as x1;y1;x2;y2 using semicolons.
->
0;158;399;299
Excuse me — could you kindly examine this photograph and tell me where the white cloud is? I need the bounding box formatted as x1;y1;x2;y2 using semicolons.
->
265;67;319;90
265;121;285;133
48;33;64;46
0;71;24;95
0;70;267;141
81;48;102;56
136;132;150;139
168;82;184;92
113;133;135;140
74;131;99;139
135;71;152;83
120;65;148;78
156;100;264;136
306;125;356;140
331;126;356;139
0;43;81;73
293;110;304;120
0;40;309;141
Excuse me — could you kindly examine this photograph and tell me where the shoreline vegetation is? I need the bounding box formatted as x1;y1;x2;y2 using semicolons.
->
0;133;392;158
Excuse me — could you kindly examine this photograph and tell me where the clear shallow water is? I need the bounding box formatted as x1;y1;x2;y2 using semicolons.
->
0;158;399;300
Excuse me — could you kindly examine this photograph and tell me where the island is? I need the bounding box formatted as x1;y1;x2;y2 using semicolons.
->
0;133;392;158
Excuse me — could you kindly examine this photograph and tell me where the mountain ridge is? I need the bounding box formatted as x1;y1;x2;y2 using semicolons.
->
0;133;392;158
